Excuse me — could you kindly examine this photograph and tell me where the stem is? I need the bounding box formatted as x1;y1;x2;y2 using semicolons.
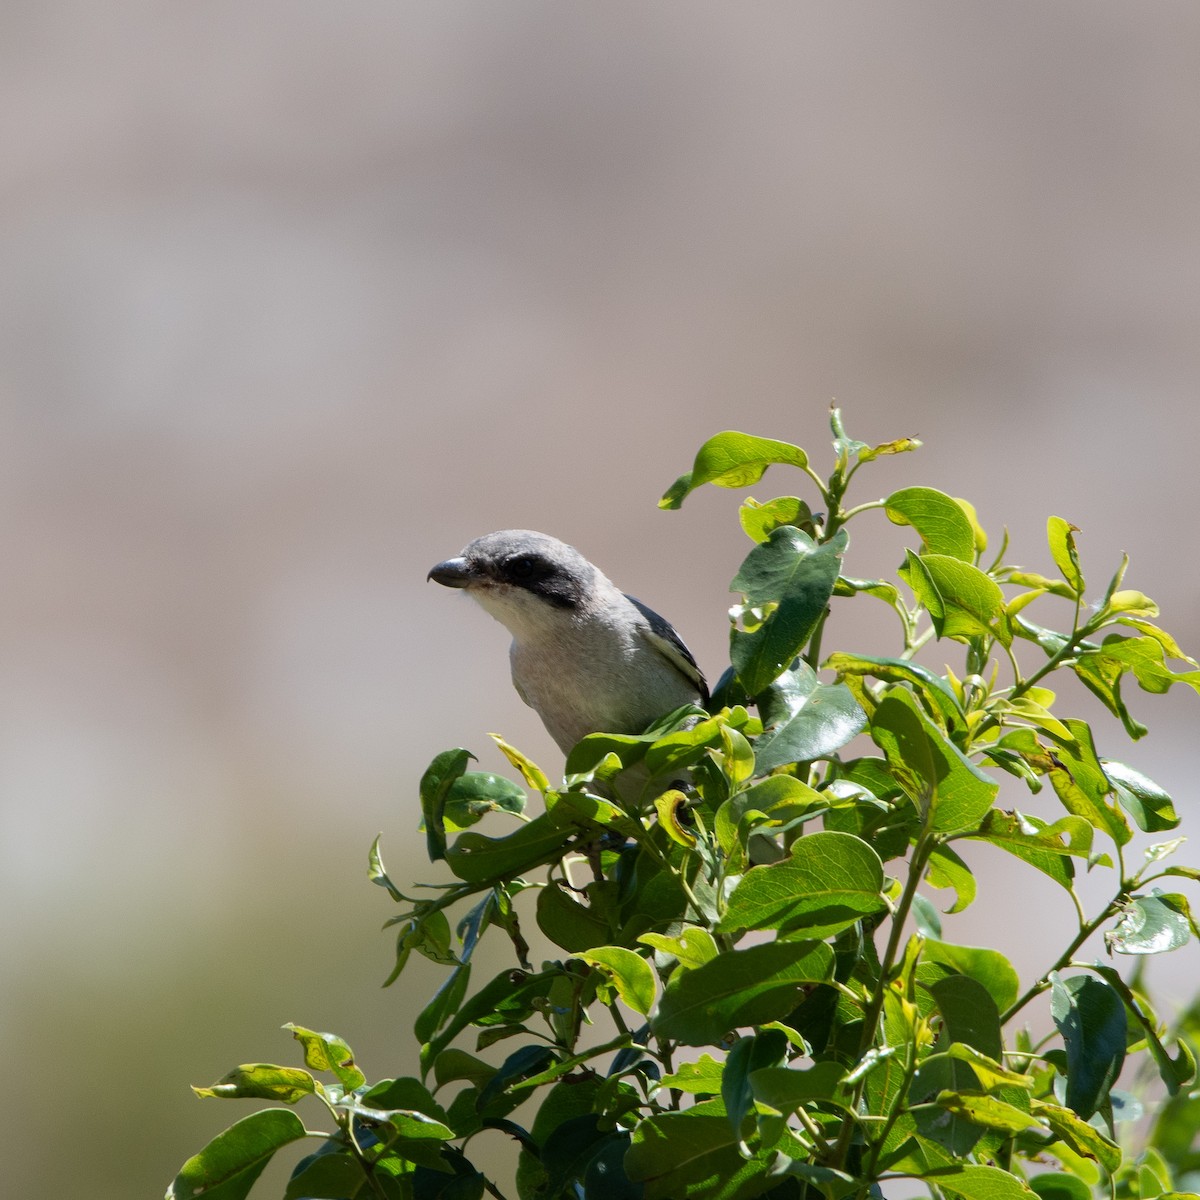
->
828;830;938;1169
1000;893;1126;1023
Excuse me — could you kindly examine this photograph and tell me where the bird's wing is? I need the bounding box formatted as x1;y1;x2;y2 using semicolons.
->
625;594;709;704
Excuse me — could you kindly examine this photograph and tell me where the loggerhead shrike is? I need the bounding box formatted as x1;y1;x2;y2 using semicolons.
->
428;530;708;754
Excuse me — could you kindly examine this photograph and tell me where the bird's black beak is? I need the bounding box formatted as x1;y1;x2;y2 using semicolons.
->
428;556;475;588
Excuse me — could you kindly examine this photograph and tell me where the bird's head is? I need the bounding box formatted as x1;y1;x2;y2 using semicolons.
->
428;530;599;635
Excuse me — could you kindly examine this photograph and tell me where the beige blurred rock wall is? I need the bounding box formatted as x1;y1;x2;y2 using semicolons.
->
2;4;1198;1196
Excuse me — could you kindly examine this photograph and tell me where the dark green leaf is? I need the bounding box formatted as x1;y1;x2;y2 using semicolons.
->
440;772;526;831
625;1098;771;1200
167;1110;308;1200
535;879;613;953
283;1150;368;1200
721;1029;788;1137
748;1060;848;1113
920;942;1019;1014
1028;1173;1093;1200
420;967;561;1072
444;814;575;884
871;689;997;831
420;749;474;862
660;431;810;509
718;830;886;938
752;660;866;771
477;1044;560;1111
884;487;976;562
653;940;834;1045
729;527;847;696
927;974;1003;1060
1104;760;1179;832
1050;973;1126;1119
413;964;471;1043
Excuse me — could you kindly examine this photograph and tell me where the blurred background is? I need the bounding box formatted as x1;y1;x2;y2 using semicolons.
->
3;3;1199;1195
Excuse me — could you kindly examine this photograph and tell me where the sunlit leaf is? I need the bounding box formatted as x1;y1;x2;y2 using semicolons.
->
660;431;810;509
1046;517;1084;598
885;487;977;562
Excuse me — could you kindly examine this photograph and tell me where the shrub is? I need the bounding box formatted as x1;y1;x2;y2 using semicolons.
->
168;411;1200;1200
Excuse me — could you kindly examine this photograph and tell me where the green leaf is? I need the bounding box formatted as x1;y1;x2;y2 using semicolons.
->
859;436;923;462
420;966;561;1071
925;1163;1037;1200
729;526;847;696
871;688;997;831
721;1029;788;1138
1086;635;1200;697
653;940;834;1045
282;1152;368;1200
440;772;526;831
1045;719;1130;847
1029;1099;1123;1173
1106;893;1192;955
1047;517;1085;597
444;814;575;884
192;1064;316;1105
580;946;657;1016
921;942;1020;1014
748;1060;849;1112
926;843;976;914
718;830;886;938
1028;1173;1092;1200
751;660;867;771
419;749;474;862
624;1099;743;1196
660;1054;726;1095
490;735;550;793
965;810;1091;890
167;1110;309;1200
1104;760;1180;832
900;552;1011;646
826;652;967;736
284;1025;366;1091
1050;972;1126;1119
739;495;815;542
885;487;977;562
938;1043;1034;1092
360;1077;449;1126
638;926;719;971
660;431;810;509
714;775;827;864
932;1091;1047;1135
413;964;471;1043
536;879;613;953
927;973;1003;1059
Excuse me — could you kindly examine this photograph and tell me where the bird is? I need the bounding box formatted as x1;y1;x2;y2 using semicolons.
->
428;530;708;755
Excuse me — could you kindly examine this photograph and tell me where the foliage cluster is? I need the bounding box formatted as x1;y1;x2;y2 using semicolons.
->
169;413;1200;1200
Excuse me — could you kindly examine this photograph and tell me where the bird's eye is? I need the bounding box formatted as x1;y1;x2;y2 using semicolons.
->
505;554;541;579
